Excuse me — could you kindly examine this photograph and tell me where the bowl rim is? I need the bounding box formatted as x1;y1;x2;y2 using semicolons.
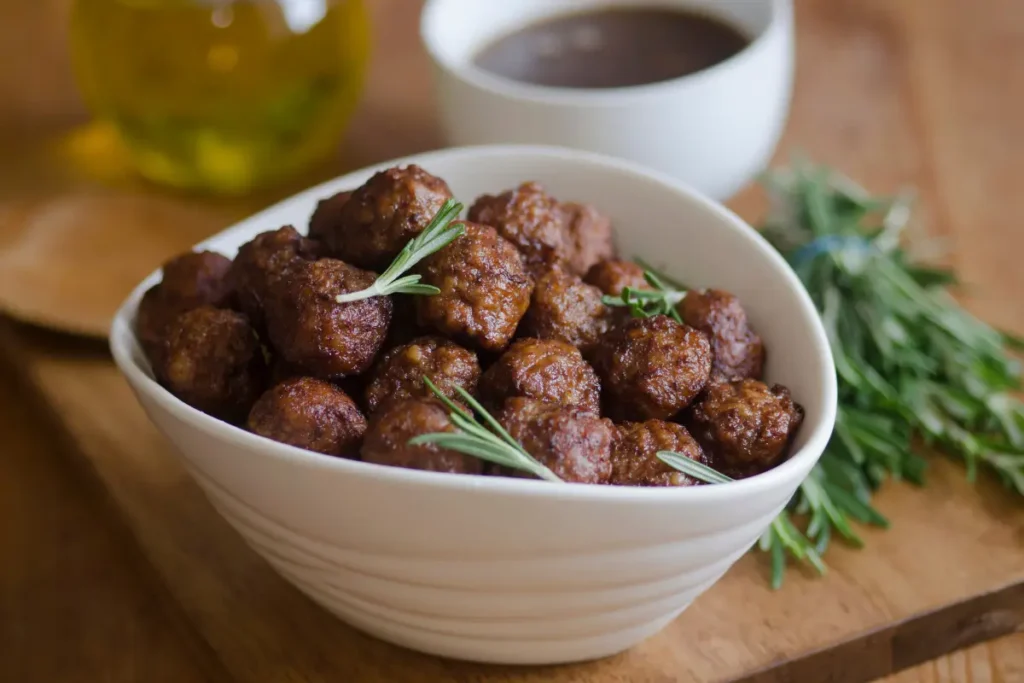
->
110;143;837;503
419;0;792;106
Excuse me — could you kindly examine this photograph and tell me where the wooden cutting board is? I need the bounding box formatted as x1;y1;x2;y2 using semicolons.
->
1;322;1022;683
1;0;1023;681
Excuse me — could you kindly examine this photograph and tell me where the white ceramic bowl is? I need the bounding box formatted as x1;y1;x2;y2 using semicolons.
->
110;145;836;665
421;0;794;201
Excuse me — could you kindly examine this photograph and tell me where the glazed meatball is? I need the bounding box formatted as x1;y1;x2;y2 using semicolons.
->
227;226;321;329
610;420;706;487
159;306;267;422
361;398;483;474
519;268;610;356
497;398;613;484
479;338;601;413
247;377;366;457
467;182;570;276
321;166;453;270
584;259;651;297
267;355;366;405
159;250;234;304
137;287;186;369
364;336;481;414
264;259;392;378
416;222;533;352
592;315;712;421
686;380;804;478
679;289;765;381
562;202;615;275
307;189;353;243
136;250;233;367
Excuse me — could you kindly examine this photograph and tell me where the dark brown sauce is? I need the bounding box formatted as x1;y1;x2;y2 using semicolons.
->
473;7;750;89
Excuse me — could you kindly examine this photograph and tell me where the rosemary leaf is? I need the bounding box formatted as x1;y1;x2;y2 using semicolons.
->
655;451;731;484
603;271;687;322
755;159;1024;585
335;199;465;304
412;379;562;483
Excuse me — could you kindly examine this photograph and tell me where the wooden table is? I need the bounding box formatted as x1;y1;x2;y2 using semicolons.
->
1;1;1022;682
1;361;1017;683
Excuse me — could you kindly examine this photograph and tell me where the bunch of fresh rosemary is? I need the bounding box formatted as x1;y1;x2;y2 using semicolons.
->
602;162;1023;587
754;161;1024;585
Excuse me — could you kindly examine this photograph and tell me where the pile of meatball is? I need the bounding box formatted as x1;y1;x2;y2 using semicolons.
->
136;165;804;486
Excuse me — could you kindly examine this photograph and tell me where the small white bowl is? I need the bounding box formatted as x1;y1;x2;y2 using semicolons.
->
110;145;835;665
421;0;795;201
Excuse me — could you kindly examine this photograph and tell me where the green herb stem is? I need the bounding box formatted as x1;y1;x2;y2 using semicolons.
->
757;158;1024;583
335;199;465;304
602;270;688;323
409;378;563;483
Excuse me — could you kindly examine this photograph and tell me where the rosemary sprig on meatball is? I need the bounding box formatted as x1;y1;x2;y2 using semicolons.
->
601;268;687;322
409;378;563;482
335;198;466;303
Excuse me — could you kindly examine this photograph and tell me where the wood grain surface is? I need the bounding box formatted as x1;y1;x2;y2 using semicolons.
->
0;361;230;683
2;324;1022;681
1;0;1023;682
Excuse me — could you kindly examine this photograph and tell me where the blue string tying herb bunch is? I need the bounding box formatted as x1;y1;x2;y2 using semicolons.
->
754;160;1024;584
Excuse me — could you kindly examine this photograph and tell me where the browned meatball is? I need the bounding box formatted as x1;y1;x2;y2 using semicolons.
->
321;165;453;270
160;250;234;303
584;259;651;298
227;226;321;329
467;182;570;276
680;289;765;381
247;377;366;457
562;202;615;276
519;268;610;356
137;287;187;370
364;336;481;414
136;250;233;368
269;354;367;404
416;222;533;352
264;259;392;379
592;315;712;421
497;398;613;484
307;189;353;243
609;420;706;487
479;338;601;413
686;380;804;478
160;306;267;422
361;398;483;474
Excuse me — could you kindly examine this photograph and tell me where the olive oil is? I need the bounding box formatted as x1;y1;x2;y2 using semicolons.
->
71;0;370;194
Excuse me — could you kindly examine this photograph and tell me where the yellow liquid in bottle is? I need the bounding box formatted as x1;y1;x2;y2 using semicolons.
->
70;0;370;194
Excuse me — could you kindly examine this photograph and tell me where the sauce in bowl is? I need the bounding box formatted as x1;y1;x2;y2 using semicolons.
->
473;7;750;89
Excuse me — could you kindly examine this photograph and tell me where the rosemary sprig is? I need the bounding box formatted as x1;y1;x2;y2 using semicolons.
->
754;159;1024;583
657;452;826;588
335;199;465;303
656;451;730;483
408;378;562;482
601;270;687;323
